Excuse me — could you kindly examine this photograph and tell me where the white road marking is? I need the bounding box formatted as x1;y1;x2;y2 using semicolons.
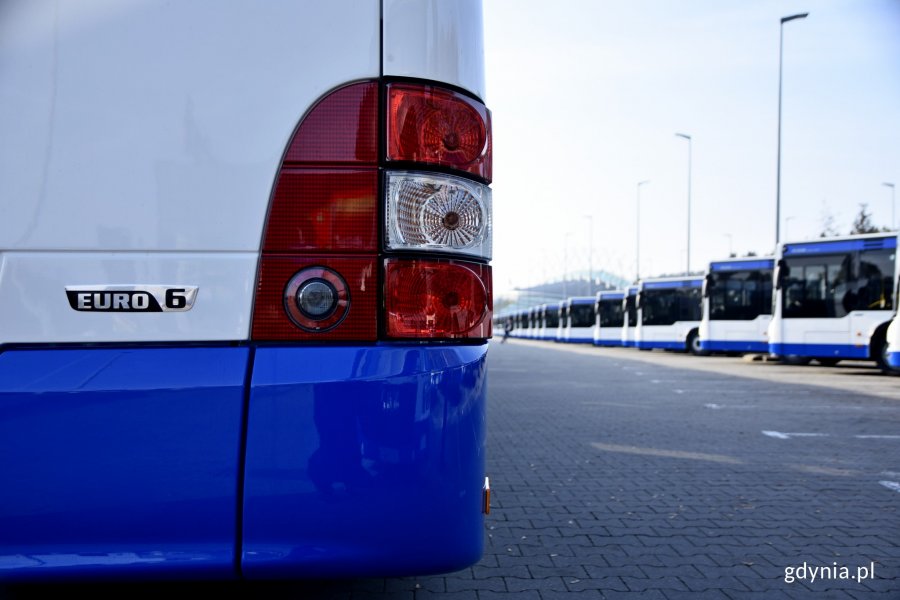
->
674;389;685;394
762;431;828;440
705;403;723;409
764;431;899;440
879;481;900;494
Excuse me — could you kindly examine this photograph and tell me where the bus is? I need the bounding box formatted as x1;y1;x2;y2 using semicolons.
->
635;276;704;353
563;296;597;343
593;290;625;347
621;286;639;347
539;302;561;341
557;300;569;341
768;232;897;371
699;257;774;354
0;0;492;582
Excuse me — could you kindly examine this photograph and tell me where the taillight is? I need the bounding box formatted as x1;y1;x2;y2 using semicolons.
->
385;171;491;259
387;83;492;181
251;79;492;342
385;259;492;339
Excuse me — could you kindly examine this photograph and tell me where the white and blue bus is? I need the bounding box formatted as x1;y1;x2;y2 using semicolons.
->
620;286;639;347
563;296;596;343
699;257;774;354
0;0;492;582
635;276;704;353
593;290;625;347
768;232;898;370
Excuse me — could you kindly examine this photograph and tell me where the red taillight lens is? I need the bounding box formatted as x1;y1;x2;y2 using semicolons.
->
384;259;492;339
387;84;492;181
263;169;377;253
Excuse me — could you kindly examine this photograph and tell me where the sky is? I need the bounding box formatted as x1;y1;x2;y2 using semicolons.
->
483;0;900;298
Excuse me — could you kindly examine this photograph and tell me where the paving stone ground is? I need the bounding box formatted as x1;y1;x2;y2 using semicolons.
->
3;339;898;599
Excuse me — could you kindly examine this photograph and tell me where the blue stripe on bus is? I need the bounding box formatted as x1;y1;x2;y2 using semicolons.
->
564;337;594;344
636;340;686;350
242;344;487;578
594;339;623;347
783;236;897;256
642;279;703;290
622;340;636;347
769;343;869;359
710;259;774;272
570;298;596;305
599;293;625;300
0;347;248;580
700;340;768;353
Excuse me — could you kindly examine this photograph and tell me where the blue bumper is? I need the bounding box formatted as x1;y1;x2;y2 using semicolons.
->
636;340;685;350
564;337;593;344
0;343;487;581
700;340;768;353
593;340;622;347
769;343;868;359
242;344;487;578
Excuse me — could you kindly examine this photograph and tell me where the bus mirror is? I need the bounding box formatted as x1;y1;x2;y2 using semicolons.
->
775;259;788;290
703;273;714;297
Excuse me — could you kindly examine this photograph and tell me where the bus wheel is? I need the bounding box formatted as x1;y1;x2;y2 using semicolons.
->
816;358;840;367
687;331;706;356
872;334;895;375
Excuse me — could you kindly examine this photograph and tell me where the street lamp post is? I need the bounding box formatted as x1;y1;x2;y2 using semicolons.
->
636;180;650;281
883;182;896;230
675;133;692;273
775;12;809;246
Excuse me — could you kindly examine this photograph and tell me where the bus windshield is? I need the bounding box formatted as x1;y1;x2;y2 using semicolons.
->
570;304;594;327
544;308;559;328
598;299;624;327
642;287;701;326
782;248;895;318
709;268;773;321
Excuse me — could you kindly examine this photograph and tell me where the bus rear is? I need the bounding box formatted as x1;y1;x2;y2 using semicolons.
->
0;0;492;581
699;258;774;354
768;233;896;370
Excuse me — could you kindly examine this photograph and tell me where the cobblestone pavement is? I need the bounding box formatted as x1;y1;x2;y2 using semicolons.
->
4;340;899;599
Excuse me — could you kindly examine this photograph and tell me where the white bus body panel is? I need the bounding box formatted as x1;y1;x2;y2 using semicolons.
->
635;321;699;350
0;1;379;343
701;315;772;350
383;0;485;100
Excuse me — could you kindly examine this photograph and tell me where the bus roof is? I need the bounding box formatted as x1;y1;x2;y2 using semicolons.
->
782;234;896;256
709;258;774;271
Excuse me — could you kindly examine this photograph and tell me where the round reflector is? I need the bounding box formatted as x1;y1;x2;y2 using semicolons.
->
283;267;350;332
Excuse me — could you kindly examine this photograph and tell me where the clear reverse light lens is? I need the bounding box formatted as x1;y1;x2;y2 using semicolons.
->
386;171;492;259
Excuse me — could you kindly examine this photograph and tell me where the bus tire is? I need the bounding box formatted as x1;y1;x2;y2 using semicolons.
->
871;328;894;374
816;358;840;367
687;330;706;356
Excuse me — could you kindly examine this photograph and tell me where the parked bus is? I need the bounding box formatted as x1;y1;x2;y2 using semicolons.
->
699;257;774;354
621;285;640;347
593;290;625;347
563;296;597;343
539;302;561;341
768;232;897;371
0;0;492;582
635;276;704;353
